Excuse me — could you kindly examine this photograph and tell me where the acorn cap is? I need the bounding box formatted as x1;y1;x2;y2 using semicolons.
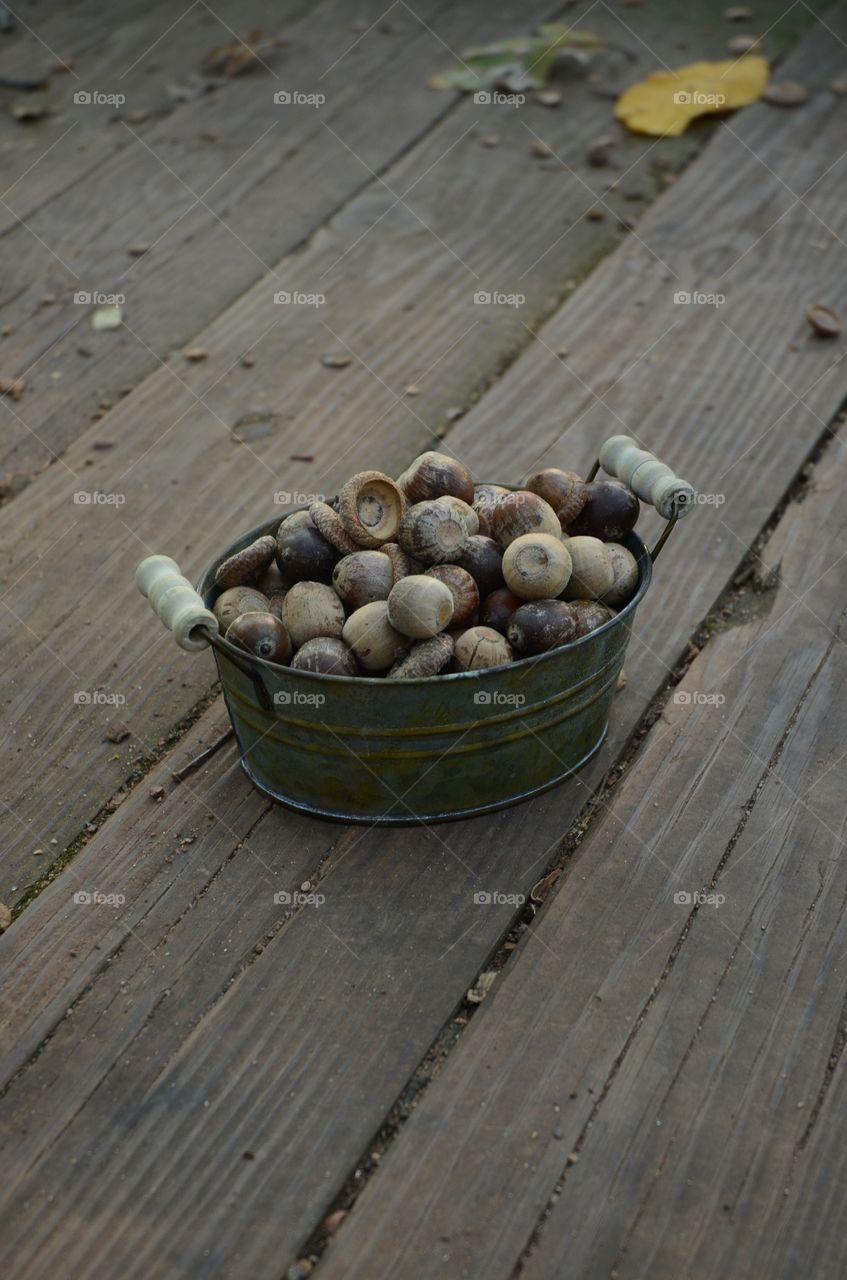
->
387;634;454;680
337;470;405;548
309;501;360;554
214;535;277;589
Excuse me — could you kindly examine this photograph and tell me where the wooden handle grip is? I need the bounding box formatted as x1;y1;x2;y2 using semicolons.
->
135;555;218;653
598;436;694;519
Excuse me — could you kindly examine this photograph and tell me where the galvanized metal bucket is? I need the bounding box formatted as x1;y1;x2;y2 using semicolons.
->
136;436;692;824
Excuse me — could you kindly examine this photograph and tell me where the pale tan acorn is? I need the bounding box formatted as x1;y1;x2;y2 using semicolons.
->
332;550;394;610
398;500;469;564
213;586;270;632
472;484;508;537
337;471;405;548
453;626;513;671
214;535;277;589
397;450;474;504
560;536;615;601
387;575;454;638
425;564;480;629
387;634;454;680
342;601;407;671
491;491;563;547
502;533;572;600
601;543;639;608
309;501;360;555
435;494;479;536
281;581;345;648
290;636;359;675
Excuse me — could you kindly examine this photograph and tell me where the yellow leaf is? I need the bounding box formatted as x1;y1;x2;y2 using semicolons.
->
615;56;769;136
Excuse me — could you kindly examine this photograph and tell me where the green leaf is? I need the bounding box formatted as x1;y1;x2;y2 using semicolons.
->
429;25;604;92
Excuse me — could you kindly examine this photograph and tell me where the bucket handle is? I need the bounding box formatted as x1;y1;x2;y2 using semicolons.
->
134;555;274;711
586;435;694;561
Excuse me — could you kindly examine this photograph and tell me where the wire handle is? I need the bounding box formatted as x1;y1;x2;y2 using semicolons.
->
135;555;218;652
596;435;694;520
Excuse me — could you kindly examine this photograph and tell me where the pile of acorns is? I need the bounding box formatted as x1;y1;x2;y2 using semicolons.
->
211;451;640;680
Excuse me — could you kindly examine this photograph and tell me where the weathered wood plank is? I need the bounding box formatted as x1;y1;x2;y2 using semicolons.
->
314;437;847;1279
0;0;757;904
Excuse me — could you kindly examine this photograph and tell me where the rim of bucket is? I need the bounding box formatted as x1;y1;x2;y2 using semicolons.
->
198;512;652;688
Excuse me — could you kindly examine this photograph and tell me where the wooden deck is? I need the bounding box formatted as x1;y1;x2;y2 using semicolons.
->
1;2;846;1276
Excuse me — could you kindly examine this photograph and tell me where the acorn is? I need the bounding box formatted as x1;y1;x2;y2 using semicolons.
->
560;536;615;601
492;491;563;547
524;467;588;528
565;479;639;540
281;581;345;648
455;535;504;598
472;484;508;537
387;575;454;638
397;450;474;504
342;601;407;671
480;587;523;634
277;509;314;537
213;586;270;632
425;564;480;629
570;600;616;638
502;533;572;600
290;636;359;676
337;470;405;548
332;550;394;610
387;634;454;680
507;601;579;655
309;500;360;554
398;500;469;564
435;494;479;536
225;611;292;665
214;535;277;589
453;626;512;671
255;560;288;597
276;523;340;585
601;543;639;608
266;593;287;621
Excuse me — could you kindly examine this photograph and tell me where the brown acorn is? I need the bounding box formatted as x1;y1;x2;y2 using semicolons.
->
281;581;345;648
276;523;339;585
455;535;505;598
565;479;639;540
397;450;474;504
276;510;314;537
332;550;394;610
255;560;288;597
471;484;508;537
569;599;616;638
225;611;292;665
387;634;454;680
337;471;405;548
398;500;469;564
525;468;588;527
290;636;359;675
491;491;563;547
453;626;512;671
425;564;480;629
213;586;270;632
214;535;277;589
507;601;579;655
480;587;523;635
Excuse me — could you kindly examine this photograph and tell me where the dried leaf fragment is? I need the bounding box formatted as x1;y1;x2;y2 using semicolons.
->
0;902;11;930
615;55;768;136
806;304;841;337
762;81;807;107
184;346;209;362
321;353;352;368
92;304;123;331
0;376;25;399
